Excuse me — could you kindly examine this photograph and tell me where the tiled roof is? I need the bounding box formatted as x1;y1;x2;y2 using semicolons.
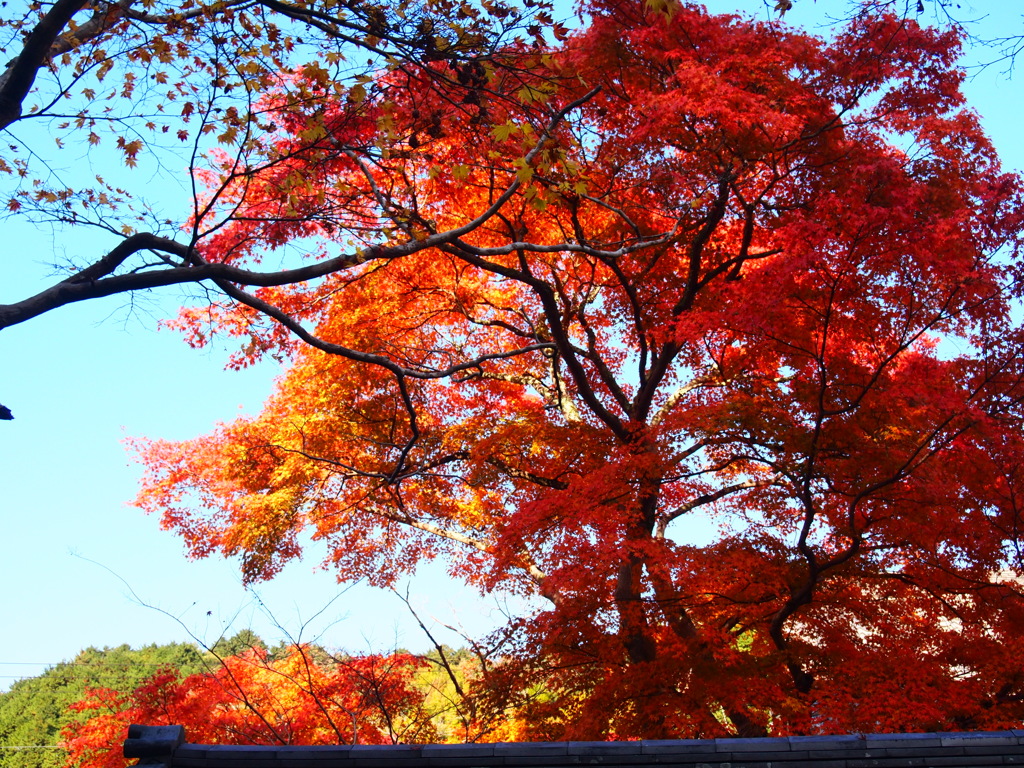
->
123;725;1024;768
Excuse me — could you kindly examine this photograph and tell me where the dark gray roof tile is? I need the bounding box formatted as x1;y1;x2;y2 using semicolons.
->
718;740;793;753
787;737;865;750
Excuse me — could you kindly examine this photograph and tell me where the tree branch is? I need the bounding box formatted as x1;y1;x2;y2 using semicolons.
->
0;0;89;129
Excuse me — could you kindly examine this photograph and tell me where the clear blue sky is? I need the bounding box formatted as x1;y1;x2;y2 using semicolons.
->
0;0;1020;690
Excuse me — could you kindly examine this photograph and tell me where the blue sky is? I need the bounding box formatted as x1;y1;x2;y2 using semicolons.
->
1;0;1021;691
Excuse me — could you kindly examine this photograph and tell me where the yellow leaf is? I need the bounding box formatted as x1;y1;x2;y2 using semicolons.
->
644;0;679;19
348;83;367;103
492;122;515;141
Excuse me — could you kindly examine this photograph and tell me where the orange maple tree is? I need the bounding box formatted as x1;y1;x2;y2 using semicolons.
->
63;646;436;767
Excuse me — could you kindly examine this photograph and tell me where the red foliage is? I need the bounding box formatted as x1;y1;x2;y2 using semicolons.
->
132;1;1024;739
63;648;434;768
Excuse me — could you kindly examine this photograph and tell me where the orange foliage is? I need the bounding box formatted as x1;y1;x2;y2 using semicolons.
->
132;1;1024;740
63;648;435;768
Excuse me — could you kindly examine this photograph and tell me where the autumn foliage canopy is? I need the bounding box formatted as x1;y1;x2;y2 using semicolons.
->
6;0;1024;744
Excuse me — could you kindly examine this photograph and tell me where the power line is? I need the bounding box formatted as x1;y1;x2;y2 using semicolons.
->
0;674;165;680
0;746;67;751
0;660;197;667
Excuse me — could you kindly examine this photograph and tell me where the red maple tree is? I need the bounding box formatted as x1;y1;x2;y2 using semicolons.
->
63;647;436;768
127;0;1024;739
